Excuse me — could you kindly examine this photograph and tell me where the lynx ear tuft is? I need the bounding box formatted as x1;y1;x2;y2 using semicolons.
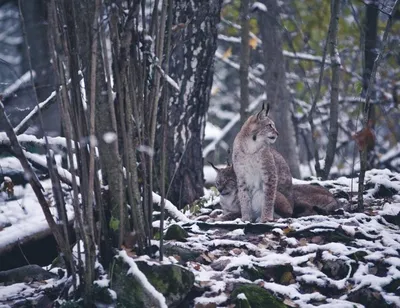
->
257;104;264;120
265;103;270;116
208;161;219;171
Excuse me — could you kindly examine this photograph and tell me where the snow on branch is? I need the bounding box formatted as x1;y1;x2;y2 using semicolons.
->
118;250;168;308
23;151;79;187
203;93;267;157
154;62;180;91
0;132;68;149
14;90;57;135
152;192;191;222
2;71;35;98
215;51;265;86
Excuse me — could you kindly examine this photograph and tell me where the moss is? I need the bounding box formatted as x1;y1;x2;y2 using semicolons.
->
110;257;147;308
164;224;189;242
110;256;194;307
235;293;251;308
92;283;114;305
230;284;286;308
60;300;83;308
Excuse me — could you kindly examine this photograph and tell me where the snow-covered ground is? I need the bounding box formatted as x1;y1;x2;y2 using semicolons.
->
1;162;400;307
0;157;74;255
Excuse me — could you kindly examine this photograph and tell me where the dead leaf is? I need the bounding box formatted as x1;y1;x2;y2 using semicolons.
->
283;298;299;307
231;248;242;255
201;253;212;263
173;254;181;262
249;36;258;49
222;47;232;59
352;124;376;151
299;238;308;246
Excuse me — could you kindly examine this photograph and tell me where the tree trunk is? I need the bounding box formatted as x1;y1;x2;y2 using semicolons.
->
239;0;250;126
257;0;301;178
357;1;379;211
322;0;341;179
163;0;222;208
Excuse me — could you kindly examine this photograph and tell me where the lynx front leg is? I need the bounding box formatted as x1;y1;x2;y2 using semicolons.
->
237;180;252;222
261;170;278;222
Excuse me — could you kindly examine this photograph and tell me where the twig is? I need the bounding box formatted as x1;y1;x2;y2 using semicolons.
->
17;241;30;265
2;71;35;99
13;91;56;135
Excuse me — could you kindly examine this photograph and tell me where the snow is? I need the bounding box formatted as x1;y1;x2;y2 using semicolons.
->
251;2;267;12
204;122;222;141
13;90;56;134
2;71;35;98
102;131;117;144
0;178;74;253
152;191;191;222
118;250;168;308
1;158;400;308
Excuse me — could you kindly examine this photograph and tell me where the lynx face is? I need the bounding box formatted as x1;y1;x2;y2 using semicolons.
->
215;165;237;196
252;108;279;145
210;164;241;217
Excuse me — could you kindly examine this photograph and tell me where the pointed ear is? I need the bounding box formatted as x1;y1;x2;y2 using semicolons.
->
256;103;265;120
208;161;219;171
265;103;270;116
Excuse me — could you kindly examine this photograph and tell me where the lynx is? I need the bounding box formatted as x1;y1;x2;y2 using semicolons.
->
210;163;338;220
232;103;285;222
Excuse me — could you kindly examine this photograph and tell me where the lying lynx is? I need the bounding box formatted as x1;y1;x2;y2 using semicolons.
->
211;163;338;220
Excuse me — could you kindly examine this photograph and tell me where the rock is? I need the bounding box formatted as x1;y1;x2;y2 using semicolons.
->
0;264;57;286
110;256;195;308
230;264;296;285
230;284;286;308
164;224;189;242
210;259;231;271
346;251;368;262
8;293;52;308
370;183;397;198
347;287;392;308
163;243;202;263
383;278;400;295
321;260;349;280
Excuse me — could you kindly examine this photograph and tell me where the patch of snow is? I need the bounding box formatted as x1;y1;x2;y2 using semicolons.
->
251;2;267;12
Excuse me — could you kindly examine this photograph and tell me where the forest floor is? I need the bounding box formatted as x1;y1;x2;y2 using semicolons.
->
0;163;400;307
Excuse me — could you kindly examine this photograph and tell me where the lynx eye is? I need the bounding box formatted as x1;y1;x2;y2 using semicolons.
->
252;135;257;141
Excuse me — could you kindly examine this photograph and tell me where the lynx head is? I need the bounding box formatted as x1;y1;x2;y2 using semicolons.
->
245;103;279;145
209;162;237;196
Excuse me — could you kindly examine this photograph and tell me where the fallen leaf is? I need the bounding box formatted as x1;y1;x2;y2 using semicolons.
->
283;298;299;307
222;47;232;59
249;36;258;49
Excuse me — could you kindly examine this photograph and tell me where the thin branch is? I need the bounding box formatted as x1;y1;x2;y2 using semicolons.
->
13;91;56;135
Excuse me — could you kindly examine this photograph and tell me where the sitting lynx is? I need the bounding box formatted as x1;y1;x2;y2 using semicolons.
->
210;163;338;220
232;103;338;222
232;103;284;222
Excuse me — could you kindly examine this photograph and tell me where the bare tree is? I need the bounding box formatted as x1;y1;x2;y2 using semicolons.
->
163;0;223;208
